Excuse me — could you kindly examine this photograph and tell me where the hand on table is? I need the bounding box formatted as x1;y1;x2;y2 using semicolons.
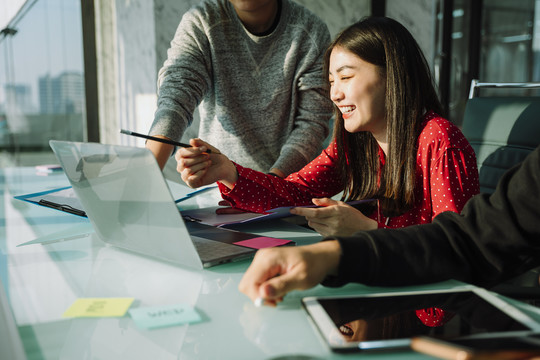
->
290;198;377;236
238;241;342;306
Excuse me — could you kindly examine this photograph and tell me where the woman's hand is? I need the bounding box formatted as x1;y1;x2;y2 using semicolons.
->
290;198;377;236
238;241;342;306
175;138;238;189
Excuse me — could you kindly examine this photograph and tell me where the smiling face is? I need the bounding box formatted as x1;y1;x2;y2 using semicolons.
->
329;46;387;138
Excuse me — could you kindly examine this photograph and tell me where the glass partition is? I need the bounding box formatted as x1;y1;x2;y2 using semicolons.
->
480;0;537;95
439;0;538;125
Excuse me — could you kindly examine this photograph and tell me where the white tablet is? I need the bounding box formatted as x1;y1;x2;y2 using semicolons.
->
302;287;540;353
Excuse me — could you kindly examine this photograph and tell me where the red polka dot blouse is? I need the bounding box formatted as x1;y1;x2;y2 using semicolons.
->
219;111;480;230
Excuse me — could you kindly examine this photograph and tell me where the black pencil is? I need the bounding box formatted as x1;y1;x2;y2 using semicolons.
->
120;129;211;153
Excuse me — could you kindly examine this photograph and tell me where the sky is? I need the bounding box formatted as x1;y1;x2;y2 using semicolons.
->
0;0;84;108
0;0;27;30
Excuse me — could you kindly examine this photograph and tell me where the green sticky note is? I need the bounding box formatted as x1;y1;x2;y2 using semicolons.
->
129;304;202;329
63;298;134;318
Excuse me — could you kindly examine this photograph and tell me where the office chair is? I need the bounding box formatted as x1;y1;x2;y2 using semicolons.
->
462;80;540;303
461;80;540;194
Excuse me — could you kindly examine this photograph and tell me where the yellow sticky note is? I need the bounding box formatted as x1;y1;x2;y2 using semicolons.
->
63;298;134;318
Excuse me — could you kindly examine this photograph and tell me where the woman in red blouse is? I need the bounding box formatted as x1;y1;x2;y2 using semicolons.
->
175;17;479;238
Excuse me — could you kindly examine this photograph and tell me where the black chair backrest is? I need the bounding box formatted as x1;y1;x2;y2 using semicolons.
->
461;80;540;194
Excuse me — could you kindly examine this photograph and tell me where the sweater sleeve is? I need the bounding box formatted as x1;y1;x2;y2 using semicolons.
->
149;8;212;141
270;17;333;175
323;145;540;289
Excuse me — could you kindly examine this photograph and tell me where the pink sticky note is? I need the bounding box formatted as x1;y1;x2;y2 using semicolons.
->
233;237;291;249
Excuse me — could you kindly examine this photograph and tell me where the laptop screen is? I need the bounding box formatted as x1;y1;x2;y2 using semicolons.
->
50;140;203;269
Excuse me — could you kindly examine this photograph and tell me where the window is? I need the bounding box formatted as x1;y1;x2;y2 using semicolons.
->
436;0;539;125
0;0;86;161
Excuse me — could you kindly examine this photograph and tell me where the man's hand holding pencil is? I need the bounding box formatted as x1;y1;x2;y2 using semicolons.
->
174;138;237;190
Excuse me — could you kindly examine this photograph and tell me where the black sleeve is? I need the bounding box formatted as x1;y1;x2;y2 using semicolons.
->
322;145;540;288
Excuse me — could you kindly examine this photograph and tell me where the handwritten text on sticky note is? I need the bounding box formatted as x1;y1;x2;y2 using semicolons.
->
63;298;134;318
129;304;202;329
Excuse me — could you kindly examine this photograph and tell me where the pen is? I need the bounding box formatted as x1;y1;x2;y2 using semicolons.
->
120;129;211;153
38;199;87;217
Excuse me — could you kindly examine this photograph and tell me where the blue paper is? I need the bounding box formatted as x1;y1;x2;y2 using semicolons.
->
13;182;216;218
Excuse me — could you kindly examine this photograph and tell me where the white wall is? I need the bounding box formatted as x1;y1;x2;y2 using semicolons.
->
386;0;437;68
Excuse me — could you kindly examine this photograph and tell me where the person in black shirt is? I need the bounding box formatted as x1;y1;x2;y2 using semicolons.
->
239;145;540;307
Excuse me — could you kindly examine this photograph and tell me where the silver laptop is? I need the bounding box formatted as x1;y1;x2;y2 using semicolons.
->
49;140;281;269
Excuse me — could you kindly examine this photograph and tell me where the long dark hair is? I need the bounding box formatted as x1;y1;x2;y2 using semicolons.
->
324;17;443;216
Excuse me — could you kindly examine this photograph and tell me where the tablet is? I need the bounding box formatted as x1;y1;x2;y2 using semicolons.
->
302;287;540;352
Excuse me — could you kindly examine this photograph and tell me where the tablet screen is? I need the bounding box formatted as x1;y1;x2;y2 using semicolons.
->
302;288;540;352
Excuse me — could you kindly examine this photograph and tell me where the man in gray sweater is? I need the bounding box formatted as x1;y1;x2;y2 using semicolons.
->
147;0;333;177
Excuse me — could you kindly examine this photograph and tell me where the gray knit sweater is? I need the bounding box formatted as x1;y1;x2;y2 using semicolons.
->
149;0;333;174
